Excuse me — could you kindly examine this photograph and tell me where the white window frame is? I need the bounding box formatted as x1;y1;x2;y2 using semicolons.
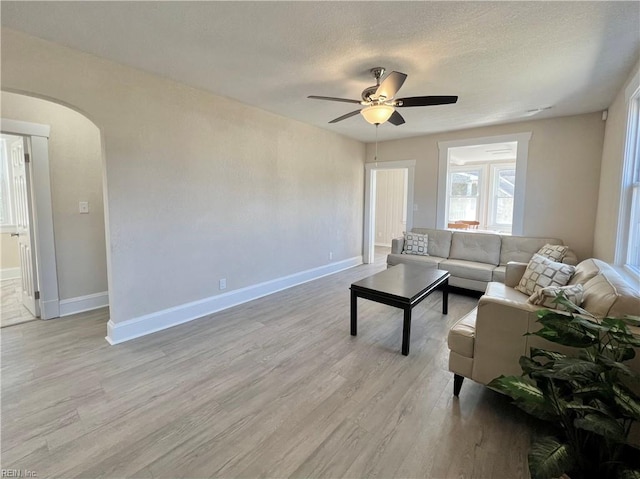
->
615;68;640;280
0;137;17;233
488;163;517;230
437;132;531;235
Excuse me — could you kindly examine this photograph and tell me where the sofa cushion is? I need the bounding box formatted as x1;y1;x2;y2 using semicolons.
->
499;236;564;266
568;258;603;286
515;254;575;296
402;232;429;256
449;232;501;265
412;228;453;258
439;259;496;282
448;308;477;359
387;253;443;268
528;284;585;311
536;244;569;262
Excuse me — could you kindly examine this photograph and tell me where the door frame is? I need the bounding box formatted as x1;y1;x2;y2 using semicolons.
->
1;118;60;319
363;159;416;264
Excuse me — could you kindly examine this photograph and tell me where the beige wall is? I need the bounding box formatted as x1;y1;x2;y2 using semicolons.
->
1;92;107;300
0;233;20;270
593;61;640;262
366;113;605;260
1;29;365;323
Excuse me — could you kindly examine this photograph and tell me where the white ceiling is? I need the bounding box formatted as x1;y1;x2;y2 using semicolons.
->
1;1;638;143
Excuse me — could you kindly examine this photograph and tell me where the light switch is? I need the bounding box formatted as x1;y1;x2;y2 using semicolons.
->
79;201;89;214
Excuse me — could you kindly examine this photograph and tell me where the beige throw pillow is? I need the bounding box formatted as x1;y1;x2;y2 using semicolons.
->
515;254;575;296
402;232;429;256
536;243;569;262
527;284;585;311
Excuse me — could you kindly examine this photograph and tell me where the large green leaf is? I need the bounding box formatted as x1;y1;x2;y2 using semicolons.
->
533;317;597;348
530;347;567;362
488;376;545;403
520;356;547;375
618;468;640;479
598;356;640;380
537;358;603;381
621;315;640;327
528;436;574;479
613;384;640;421
573;413;626;442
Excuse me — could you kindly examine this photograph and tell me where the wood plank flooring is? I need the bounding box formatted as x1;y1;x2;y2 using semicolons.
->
1;278;37;328
1;258;533;478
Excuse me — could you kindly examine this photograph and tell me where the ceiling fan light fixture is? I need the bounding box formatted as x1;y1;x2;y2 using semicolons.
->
361;104;395;125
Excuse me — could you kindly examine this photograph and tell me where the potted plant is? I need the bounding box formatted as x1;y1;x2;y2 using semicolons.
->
488;295;640;479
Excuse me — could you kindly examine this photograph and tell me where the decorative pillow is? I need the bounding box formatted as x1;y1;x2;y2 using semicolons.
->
536;244;569;262
527;284;585;311
515;254;576;296
402;232;429;256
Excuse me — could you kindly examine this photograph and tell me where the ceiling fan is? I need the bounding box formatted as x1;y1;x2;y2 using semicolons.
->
308;67;458;126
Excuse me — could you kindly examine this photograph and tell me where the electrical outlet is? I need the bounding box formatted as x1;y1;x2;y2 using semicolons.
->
219;278;227;290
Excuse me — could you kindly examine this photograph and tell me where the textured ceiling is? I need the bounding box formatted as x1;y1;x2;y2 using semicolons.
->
2;1;639;142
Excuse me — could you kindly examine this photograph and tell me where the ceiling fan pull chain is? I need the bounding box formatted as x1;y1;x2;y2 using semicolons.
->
375;124;379;162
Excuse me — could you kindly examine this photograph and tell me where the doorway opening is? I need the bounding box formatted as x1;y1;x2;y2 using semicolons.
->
364;160;415;264
373;169;408;263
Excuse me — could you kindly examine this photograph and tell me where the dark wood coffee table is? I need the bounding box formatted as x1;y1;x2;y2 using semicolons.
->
350;264;450;356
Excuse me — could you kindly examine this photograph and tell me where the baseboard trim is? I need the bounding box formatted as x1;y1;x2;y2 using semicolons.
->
59;291;109;317
0;267;21;281
106;256;362;345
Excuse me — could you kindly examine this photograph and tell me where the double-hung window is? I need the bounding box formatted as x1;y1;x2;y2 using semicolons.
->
619;84;640;276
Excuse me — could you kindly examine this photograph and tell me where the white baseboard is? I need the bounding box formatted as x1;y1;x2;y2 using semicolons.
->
0;267;21;281
40;298;60;320
59;291;109;317
106;256;362;345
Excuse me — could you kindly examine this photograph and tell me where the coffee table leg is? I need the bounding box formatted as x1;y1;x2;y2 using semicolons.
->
402;308;411;356
442;279;449;315
350;290;357;336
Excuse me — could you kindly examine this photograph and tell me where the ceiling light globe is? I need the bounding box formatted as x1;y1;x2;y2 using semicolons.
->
361;105;395;125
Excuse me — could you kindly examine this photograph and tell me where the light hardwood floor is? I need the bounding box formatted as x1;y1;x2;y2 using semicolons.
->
1;260;533;478
1;278;37;328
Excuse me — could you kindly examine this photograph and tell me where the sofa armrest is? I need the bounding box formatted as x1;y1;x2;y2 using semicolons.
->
563;249;578;265
505;262;528;287
472;295;537;385
391;236;404;254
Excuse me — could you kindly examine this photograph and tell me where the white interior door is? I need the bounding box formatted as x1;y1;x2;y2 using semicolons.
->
11;137;40;317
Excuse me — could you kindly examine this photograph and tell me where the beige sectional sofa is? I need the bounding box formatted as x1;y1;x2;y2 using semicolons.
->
448;258;640;396
388;228;578;292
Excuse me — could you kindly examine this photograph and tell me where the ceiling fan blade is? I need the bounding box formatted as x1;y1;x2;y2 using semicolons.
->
328;110;362;123
308;95;362;104
396;96;458;107
388;110;405;126
375;71;407;99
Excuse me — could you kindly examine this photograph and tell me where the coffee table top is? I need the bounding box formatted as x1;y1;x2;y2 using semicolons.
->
351;264;449;304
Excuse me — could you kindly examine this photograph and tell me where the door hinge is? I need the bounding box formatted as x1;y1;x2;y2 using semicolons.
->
25;153;31;163
34;291;40;300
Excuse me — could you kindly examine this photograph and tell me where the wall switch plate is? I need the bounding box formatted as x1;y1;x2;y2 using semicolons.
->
329;252;333;260
219;278;227;290
79;201;89;214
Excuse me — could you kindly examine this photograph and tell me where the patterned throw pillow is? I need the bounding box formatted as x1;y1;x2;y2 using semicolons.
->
515;254;576;296
402;232;429;256
536;244;569;262
527;284;585;311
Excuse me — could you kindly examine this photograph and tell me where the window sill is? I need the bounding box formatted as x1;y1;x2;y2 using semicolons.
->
0;225;17;234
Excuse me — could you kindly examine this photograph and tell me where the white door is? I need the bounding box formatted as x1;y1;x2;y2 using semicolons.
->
11;137;39;317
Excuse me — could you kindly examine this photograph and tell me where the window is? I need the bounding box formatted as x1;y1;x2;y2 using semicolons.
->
619;84;640;275
437;133;531;235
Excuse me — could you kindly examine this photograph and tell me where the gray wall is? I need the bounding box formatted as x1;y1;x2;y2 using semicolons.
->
1;92;107;300
365;113;605;260
1;29;365;324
